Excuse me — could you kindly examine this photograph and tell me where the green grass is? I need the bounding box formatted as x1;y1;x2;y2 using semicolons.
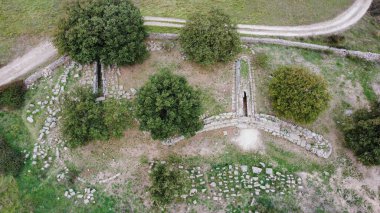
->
298;15;380;53
134;0;352;25
240;59;249;79
0;0;62;65
0;111;31;150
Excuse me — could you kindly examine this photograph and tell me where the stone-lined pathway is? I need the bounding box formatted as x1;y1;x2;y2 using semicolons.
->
164;57;332;159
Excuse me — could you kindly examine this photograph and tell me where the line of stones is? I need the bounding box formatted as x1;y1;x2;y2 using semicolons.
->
163;113;331;158
148;33;380;63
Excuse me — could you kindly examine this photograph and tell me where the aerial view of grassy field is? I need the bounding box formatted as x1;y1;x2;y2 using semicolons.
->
1;0;380;212
0;0;353;65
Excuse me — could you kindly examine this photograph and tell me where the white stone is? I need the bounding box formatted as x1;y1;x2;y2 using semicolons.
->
241;165;248;173
266;168;273;176
27;116;34;123
252;167;262;174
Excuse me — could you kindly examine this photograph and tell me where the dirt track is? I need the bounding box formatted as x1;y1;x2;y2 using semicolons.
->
0;41;57;86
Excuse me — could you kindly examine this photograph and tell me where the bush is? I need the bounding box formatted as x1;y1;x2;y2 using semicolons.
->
55;0;148;66
149;164;188;207
0;80;26;109
179;9;241;65
269;66;330;123
0;138;24;176
136;68;203;140
342;102;380;165
0;175;20;212
324;35;346;48
104;98;132;138
61;87;131;147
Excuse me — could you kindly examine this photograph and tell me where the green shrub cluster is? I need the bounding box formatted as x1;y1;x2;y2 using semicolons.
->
61;87;132;147
149;164;189;207
136;68;203;140
0;138;24;176
342;102;380;165
269;66;330;124
0;80;26;109
179;9;241;65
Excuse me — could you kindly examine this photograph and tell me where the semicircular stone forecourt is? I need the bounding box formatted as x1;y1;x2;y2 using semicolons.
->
144;0;373;37
163;56;333;159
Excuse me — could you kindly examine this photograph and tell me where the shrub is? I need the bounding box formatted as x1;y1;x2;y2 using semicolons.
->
342;102;380;165
61;87;132;147
0;80;26;109
61;87;106;147
136;68;203;140
179;9;241;65
55;0;148;66
0;138;24;176
0;175;20;212
149;164;188;206
104;98;132;138
269;66;330;123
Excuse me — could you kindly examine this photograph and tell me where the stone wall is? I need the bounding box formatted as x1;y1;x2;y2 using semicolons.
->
148;33;380;63
24;56;68;88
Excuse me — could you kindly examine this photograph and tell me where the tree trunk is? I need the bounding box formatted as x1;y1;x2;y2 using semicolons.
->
96;59;103;96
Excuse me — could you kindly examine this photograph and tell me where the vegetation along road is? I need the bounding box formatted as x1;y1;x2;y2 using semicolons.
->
0;0;373;87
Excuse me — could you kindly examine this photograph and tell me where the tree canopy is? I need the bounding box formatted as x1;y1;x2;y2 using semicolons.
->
342;102;380;165
269;66;330;124
136;68;203;140
149;164;189;207
54;0;148;66
179;9;241;65
61;87;132;147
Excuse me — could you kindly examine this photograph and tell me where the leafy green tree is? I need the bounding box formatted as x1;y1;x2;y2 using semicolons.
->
62;87;132;147
179;9;241;65
149;164;188;206
55;0;148;66
0;175;20;213
136;68;203;140
0;81;26;109
269;66;330;123
343;102;380;165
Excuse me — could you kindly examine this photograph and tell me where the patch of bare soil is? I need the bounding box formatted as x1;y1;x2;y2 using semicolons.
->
232;128;265;153
337;75;370;109
69;127;231;195
119;46;233;112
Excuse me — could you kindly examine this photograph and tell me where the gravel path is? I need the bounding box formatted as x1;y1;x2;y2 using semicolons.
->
0;0;372;87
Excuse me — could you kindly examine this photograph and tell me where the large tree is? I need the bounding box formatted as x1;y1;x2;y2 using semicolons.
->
269;66;330;124
55;0;148;66
343;102;380;165
136;68;203;140
179;9;241;65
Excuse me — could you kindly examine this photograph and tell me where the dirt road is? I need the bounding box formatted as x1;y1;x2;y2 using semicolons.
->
0;41;57;86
